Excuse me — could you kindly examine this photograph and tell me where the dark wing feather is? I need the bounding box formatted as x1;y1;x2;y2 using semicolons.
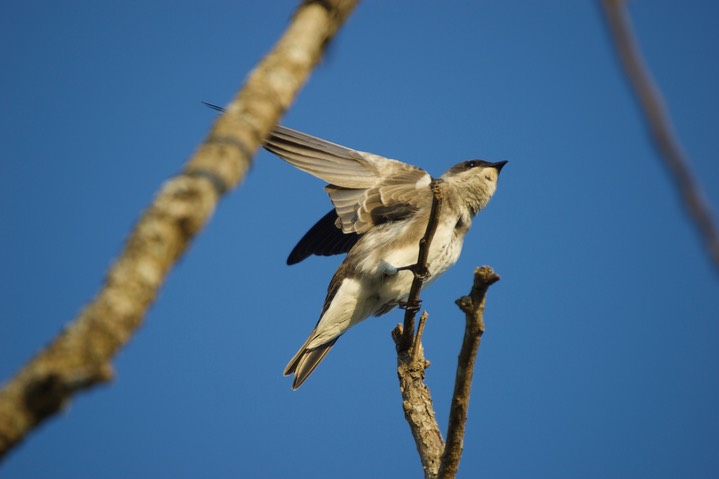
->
287;209;362;265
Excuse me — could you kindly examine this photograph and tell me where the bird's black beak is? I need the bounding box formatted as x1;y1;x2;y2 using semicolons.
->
493;160;508;173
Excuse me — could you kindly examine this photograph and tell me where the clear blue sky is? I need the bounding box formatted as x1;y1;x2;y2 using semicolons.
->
2;1;718;478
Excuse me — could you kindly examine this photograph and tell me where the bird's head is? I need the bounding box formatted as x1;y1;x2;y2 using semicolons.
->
441;159;508;215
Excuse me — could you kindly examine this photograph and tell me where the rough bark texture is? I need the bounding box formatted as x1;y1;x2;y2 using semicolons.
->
393;321;445;479
393;266;500;479
0;0;358;459
438;266;500;479
391;181;445;479
391;175;501;478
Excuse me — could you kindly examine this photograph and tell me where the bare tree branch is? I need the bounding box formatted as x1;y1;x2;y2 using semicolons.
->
600;0;719;271
438;266;500;479
393;265;500;479
391;176;500;478
392;180;446;479
392;314;445;479
398;179;445;351
0;0;358;460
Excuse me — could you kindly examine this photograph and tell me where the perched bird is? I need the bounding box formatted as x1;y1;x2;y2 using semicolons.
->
262;125;507;390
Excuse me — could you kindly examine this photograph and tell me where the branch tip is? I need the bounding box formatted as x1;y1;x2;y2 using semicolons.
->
411;312;429;361
474;265;500;286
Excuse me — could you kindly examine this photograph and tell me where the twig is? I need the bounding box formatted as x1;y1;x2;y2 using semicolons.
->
600;0;719;271
0;0;358;460
411;311;429;362
391;175;501;478
393;266;500;479
438;266;500;479
391;179;445;479
399;178;445;351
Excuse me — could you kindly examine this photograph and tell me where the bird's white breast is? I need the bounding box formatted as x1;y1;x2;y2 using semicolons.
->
354;215;465;311
308;213;469;347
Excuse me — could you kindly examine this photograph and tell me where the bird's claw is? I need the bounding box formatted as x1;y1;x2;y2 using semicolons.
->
399;299;422;313
396;264;429;280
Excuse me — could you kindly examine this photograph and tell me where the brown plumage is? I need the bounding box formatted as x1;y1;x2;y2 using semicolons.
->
264;125;507;389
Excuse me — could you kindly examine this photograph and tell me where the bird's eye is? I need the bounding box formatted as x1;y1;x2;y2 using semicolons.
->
465;160;479;168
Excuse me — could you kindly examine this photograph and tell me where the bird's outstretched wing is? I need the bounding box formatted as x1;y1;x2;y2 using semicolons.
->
265;125;433;236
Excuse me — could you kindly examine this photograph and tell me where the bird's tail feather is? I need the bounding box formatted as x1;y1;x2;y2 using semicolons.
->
284;335;339;390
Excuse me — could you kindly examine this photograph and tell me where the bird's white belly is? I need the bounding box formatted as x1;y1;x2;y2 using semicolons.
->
367;218;464;312
308;218;465;347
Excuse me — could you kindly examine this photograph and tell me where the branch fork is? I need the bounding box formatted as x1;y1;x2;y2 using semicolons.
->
391;178;501;479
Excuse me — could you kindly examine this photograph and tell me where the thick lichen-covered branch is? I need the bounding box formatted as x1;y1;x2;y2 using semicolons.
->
0;0;358;459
